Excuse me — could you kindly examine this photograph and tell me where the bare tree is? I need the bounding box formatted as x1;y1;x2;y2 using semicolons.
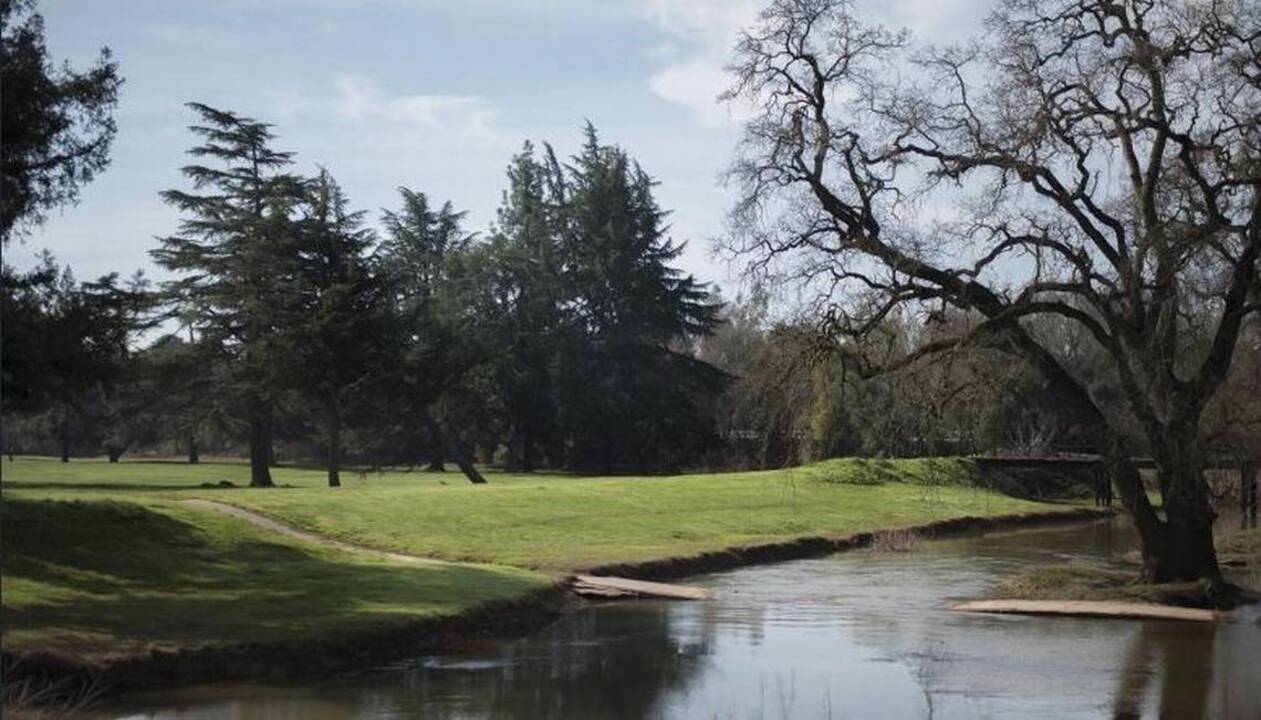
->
724;0;1260;585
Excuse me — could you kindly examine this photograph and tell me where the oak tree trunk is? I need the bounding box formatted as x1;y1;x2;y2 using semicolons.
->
1150;430;1220;582
997;331;1221;584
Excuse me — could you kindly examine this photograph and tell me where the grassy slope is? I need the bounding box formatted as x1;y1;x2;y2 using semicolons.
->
209;462;1059;570
1;455;1075;660
4;456;1063;570
0;496;546;660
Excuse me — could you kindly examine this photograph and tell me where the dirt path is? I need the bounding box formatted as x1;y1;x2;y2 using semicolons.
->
182;499;446;566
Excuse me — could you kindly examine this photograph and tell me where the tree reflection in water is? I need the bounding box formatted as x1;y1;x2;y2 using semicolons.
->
1111;621;1216;720
368;602;714;719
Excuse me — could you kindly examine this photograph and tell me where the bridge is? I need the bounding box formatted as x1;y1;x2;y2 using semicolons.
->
970;454;1258;527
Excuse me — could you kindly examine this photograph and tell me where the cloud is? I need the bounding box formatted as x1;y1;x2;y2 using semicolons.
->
260;75;520;246
641;0;990;127
886;0;987;40
641;0;761;127
331;76;503;139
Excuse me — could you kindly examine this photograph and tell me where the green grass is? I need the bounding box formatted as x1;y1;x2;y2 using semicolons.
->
1;455;1078;661
992;565;1211;606
0;496;546;660
201;460;1058;570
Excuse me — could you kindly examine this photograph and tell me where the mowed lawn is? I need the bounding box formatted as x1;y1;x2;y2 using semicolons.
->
0;493;547;660
4;456;1065;570
1;456;1075;659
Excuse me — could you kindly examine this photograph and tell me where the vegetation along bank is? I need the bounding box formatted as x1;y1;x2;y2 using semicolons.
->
1;456;1104;696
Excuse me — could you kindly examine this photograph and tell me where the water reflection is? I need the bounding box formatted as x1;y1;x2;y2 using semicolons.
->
1111;620;1216;719
107;519;1261;720
386;605;714;719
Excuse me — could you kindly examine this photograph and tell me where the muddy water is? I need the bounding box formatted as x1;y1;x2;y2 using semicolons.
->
106;518;1260;719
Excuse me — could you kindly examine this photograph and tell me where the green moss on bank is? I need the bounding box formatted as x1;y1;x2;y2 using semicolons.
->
992;565;1211;606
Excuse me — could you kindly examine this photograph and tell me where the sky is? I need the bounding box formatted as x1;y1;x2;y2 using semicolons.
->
20;0;991;295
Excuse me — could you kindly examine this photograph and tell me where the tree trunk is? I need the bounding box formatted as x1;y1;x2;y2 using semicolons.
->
1104;445;1169;581
426;450;445;472
188;433;200;464
990;329;1223;584
426;424;445;471
507;419;535;473
601;431;613;476
506;430;521;473
522;422;535;473
448;445;486;484
1150;429;1220;582
60;411;71;463
327;405;342;488
423;414;485;484
106;445;125;463
248;415;275;488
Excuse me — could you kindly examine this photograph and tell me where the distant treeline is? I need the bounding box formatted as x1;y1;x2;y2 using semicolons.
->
7;105;1259;484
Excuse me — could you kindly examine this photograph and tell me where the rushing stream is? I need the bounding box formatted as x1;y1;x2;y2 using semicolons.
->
104;518;1260;719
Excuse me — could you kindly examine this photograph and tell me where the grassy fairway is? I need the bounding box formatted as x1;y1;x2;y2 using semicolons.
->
0;496;546;660
2;456;1063;570
1;455;1075;661
192;459;1055;569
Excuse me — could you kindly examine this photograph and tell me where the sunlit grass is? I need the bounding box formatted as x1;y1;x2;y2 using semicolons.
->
0;496;546;660
1;455;1083;661
3;456;1066;570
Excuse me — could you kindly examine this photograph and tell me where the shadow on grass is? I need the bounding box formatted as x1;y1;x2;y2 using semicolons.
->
2;482;301;492
1;498;542;653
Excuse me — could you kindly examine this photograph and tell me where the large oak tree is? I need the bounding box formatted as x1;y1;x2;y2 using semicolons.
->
724;0;1260;585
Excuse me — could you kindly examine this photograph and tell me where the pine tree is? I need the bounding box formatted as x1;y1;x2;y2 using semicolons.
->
477;125;725;472
483;142;565;471
283;170;386;487
378;187;488;483
151;103;303;487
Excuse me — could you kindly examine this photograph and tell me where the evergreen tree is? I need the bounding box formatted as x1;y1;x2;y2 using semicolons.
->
283;170;387;487
134;332;220;463
378;187;488;483
482;142;565;471
151;103;303;487
0;0;122;242
0;253;147;460
555;125;724;472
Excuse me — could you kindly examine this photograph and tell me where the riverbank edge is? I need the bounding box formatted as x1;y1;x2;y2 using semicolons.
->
2;506;1109;703
584;506;1111;580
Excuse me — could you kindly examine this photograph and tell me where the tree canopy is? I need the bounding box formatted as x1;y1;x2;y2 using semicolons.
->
0;0;121;243
723;0;1260;583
